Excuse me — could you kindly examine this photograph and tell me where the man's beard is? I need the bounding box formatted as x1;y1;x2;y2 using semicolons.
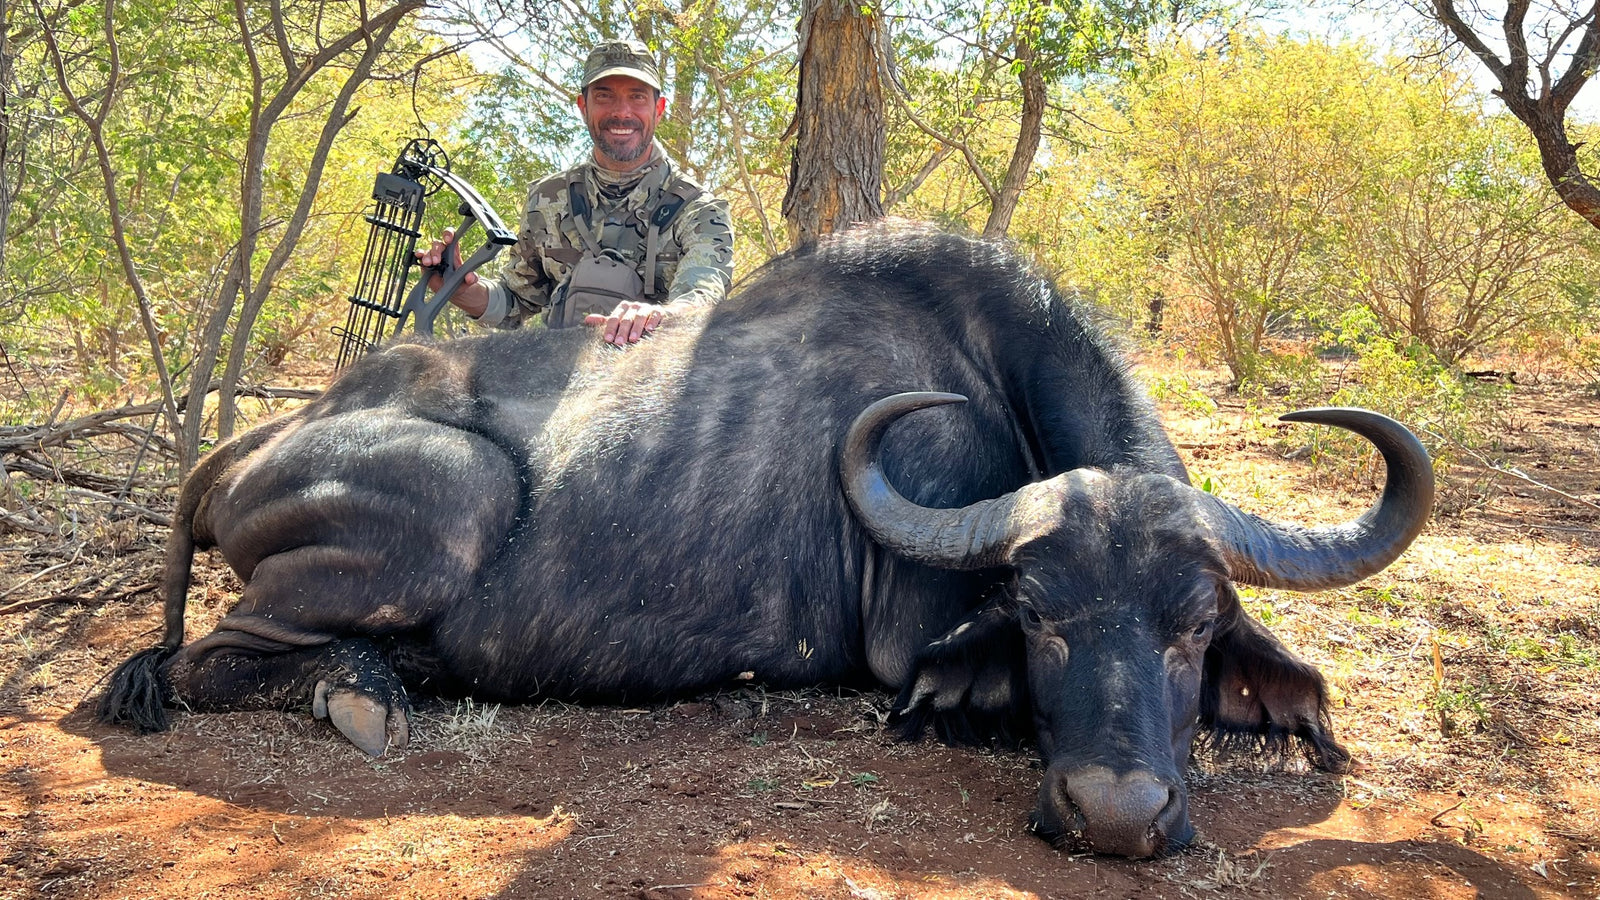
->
589;116;653;164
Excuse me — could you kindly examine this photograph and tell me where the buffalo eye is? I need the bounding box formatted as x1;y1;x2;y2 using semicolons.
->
1017;605;1068;662
1185;618;1217;644
1018;604;1044;631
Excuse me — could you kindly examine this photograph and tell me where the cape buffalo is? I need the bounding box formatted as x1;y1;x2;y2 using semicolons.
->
101;223;1433;858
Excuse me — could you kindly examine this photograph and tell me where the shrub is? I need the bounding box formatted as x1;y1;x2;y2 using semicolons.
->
1247;308;1509;508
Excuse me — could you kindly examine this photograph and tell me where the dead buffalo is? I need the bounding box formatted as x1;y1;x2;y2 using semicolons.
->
100;223;1433;858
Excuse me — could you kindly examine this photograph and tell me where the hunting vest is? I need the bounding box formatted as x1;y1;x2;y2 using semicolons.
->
545;167;704;328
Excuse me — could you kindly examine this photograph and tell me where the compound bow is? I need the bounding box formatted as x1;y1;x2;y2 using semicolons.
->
334;139;517;370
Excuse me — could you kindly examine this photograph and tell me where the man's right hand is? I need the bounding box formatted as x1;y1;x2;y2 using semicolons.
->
416;227;476;292
415;227;489;317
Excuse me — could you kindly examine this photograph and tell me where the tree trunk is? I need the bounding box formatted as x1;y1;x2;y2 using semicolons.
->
782;0;884;248
667;45;697;171
0;10;11;277
36;0;185;461
982;30;1045;238
1515;106;1600;228
215;11;407;439
179;0;423;468
1145;293;1164;335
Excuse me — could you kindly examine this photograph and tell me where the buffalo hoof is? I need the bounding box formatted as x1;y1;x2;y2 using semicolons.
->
313;681;410;757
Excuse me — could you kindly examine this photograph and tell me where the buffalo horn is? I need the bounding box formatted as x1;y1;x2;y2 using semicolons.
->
1201;407;1435;591
840;392;1034;570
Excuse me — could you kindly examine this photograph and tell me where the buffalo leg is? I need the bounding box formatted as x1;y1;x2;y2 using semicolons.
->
159;619;409;756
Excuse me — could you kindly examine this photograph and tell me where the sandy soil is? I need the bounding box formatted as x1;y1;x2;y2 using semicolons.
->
2;368;1596;899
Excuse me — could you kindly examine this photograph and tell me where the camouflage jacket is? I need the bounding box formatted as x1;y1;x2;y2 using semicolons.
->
474;146;733;328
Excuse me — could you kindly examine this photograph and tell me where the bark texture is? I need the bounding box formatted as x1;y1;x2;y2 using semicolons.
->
783;0;885;248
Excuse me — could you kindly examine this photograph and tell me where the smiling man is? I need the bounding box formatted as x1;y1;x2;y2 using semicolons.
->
420;40;734;345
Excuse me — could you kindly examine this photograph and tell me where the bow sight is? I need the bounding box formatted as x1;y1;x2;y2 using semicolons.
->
334;139;517;370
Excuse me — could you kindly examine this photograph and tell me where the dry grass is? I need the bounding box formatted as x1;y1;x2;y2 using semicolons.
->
1;359;1597;899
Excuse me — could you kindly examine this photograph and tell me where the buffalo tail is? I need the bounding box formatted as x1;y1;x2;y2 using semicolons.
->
97;434;225;732
96;645;177;733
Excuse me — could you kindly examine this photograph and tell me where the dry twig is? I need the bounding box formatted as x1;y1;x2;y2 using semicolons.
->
0;578;159;616
7;453;130;494
1;464;55;533
63;488;172;526
0;384;321;458
0;546;84;602
1427;428;1600;512
0;512;56;535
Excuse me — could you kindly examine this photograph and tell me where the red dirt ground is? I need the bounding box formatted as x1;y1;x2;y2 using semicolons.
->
2;369;1597;899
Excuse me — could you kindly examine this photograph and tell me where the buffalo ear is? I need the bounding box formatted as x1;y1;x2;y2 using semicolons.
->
1201;589;1351;773
892;601;1029;747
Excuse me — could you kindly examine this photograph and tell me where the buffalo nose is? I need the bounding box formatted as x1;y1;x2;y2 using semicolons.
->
1059;766;1186;858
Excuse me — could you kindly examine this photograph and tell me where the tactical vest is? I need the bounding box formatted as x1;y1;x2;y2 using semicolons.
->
546;168;703;328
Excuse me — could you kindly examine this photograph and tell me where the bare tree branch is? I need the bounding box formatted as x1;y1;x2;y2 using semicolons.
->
182;0;426;468
874;20;997;204
700;53;782;256
216;2;420;437
0;579;159;616
32;0;186;462
0;384;320;457
1425;0;1600;227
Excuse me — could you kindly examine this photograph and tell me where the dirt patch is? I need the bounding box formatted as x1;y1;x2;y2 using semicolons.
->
3;367;1597;899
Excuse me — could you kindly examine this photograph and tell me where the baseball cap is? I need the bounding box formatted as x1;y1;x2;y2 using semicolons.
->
580;40;662;92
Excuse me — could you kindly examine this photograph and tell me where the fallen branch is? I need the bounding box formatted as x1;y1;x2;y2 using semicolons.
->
8;453;131;494
0;400;177;456
0;383;322;458
0;510;57;535
63;488;172;526
1501;523;1600;536
0;578;159;615
1429;799;1467;827
0;547;83;601
1426;428;1600;513
234;384;323;402
0;566;160;615
1;464;55;533
1489;465;1600;512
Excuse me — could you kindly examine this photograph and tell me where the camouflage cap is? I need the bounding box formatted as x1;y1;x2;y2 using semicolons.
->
580;40;662;92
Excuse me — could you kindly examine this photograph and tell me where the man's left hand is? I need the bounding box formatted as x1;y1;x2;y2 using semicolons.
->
584;301;668;346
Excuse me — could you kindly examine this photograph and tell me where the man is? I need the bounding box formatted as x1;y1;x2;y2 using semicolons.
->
419;40;734;346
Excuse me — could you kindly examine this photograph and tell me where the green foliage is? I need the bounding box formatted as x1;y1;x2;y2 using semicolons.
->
1571;337;1600;396
6;1;1596;444
1327;71;1588;367
1484;625;1600;670
882;0;1184;231
4;0;255;401
449;69;581;197
1116;34;1386;383
3;0;481;413
1239;594;1282;627
1249;307;1510;480
1433;681;1491;737
1531;244;1600;392
431;0;799;261
1236;348;1327;402
1145;365;1219;419
1040;31;1598;390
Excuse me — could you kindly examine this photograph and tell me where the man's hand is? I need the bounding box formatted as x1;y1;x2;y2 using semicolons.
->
584;301;668;346
415;227;488;317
